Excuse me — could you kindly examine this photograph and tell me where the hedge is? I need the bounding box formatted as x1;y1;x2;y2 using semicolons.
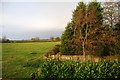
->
32;60;120;79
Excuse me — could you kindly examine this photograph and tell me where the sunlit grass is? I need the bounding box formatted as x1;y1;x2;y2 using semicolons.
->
2;42;60;78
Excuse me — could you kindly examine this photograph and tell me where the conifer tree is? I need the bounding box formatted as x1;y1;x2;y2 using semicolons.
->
60;1;117;59
71;1;105;59
71;2;86;54
60;22;74;55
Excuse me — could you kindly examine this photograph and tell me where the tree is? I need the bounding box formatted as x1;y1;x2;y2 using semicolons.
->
103;1;119;27
103;1;120;56
54;37;60;41
2;36;7;41
71;2;86;55
61;1;118;60
111;21;120;55
50;37;54;41
62;1;117;60
71;1;105;60
60;22;74;55
2;36;10;43
31;37;40;41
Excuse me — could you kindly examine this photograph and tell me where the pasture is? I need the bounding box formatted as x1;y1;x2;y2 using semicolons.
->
2;42;60;78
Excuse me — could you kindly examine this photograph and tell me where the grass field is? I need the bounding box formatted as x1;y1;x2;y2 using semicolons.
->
2;42;60;78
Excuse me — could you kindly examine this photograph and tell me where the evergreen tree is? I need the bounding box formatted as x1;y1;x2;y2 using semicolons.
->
60;22;74;55
60;1;117;59
72;2;86;54
71;1;105;59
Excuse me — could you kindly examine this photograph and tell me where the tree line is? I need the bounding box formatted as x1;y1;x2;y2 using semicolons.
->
60;1;120;59
0;36;61;43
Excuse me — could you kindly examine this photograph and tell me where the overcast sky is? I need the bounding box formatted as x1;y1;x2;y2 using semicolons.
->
0;0;118;40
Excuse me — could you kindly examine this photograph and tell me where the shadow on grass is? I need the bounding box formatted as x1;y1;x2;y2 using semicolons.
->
23;59;44;68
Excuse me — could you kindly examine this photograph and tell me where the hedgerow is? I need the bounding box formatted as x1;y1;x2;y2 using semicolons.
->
33;60;120;79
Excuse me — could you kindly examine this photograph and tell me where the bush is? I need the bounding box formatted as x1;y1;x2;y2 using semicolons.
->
54;37;61;41
52;44;60;55
93;45;111;57
35;60;120;79
2;39;11;43
45;50;54;57
45;44;60;57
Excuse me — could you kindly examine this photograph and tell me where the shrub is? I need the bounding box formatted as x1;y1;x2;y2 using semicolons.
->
54;37;61;41
45;44;60;57
52;44;60;55
93;45;111;57
45;50;54;57
35;60;120;79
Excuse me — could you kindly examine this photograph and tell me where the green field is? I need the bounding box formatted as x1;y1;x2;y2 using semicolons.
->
2;42;60;78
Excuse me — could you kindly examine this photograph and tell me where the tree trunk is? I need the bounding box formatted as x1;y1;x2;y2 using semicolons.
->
82;42;86;61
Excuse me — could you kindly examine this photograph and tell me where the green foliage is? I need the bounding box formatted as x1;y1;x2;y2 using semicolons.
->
61;1;116;57
50;37;54;41
71;2;86;54
60;1;107;56
112;22;120;55
45;50;54;57
88;1;103;25
54;37;61;41
45;44;60;57
1;36;11;43
11;39;54;43
52;44;60;54
60;22;74;55
36;60;120;79
93;44;111;57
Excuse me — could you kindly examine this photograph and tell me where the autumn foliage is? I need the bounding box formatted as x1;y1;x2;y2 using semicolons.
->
60;1;120;59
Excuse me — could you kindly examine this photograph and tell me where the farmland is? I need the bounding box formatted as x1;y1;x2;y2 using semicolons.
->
2;42;60;78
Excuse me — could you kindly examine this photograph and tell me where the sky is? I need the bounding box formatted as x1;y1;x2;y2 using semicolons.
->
0;0;119;40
